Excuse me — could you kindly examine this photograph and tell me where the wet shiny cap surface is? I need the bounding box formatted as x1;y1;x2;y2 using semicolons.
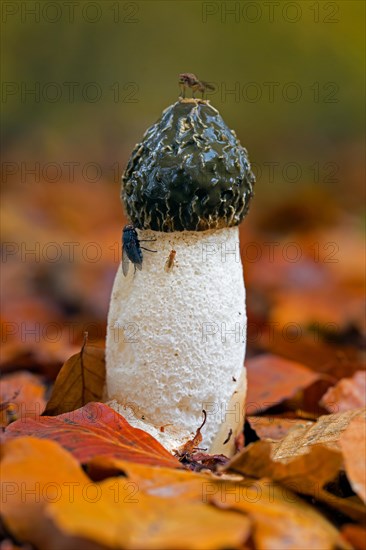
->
122;99;255;232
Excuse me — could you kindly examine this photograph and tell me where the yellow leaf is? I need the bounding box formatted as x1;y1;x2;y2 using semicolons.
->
1;437;250;550
212;478;351;550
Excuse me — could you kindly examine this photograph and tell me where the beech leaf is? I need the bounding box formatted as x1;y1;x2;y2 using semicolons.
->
246;354;320;415
320;370;366;413
247;416;314;441
270;408;365;460
227;440;342;496
212;478;350;550
1;437;251;550
43;342;105;416
0;371;46;427
340;413;366;503
4;402;180;469
226;410;366;521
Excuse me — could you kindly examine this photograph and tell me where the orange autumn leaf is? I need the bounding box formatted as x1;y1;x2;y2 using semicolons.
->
48;478;251;550
4;402;179;469
94;460;352;549
1;437;250;550
227;412;366;521
341;524;366;550
0;371;46;427
246;354;319;415
270;408;365;460
227;440;342;496
320;370;366;414
247;416;314;441
0;437;90;550
340;413;366;504
211;478;350;550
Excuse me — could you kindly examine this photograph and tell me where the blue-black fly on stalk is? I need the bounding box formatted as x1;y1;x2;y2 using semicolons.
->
122;224;157;276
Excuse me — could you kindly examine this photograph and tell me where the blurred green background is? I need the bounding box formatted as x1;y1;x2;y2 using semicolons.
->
1;0;365;364
2;0;365;207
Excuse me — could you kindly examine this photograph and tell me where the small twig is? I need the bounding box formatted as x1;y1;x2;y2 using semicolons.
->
223;428;233;445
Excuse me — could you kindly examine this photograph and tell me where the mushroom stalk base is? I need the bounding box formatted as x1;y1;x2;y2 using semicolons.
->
106;227;247;455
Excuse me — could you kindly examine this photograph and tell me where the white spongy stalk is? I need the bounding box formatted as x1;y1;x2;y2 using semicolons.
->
106;227;247;454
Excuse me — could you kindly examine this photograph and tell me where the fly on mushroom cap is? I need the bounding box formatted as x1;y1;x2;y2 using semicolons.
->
122;100;255;232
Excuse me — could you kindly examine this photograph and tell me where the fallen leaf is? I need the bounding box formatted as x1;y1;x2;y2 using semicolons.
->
1;437;251;550
86;455;210;489
314;491;366;522
4;402;180;469
227;413;366;521
299;377;336;416
87;456;352;549
48;477;251;550
44;341;105;416
247;416;314;441
320;370;366;413
246;354;319;415
271;408;365;460
227;440;342;499
341;524;366;550
0;371;46;427
0;437;90;550
212;478;350;550
340;414;366;503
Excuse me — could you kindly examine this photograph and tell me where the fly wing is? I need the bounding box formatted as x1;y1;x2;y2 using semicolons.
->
202;80;215;91
122;245;130;277
130;245;143;271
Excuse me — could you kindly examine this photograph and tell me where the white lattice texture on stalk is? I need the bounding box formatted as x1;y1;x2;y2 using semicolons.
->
106;226;247;452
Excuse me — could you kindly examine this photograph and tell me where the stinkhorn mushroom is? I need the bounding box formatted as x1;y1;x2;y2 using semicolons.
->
106;95;255;456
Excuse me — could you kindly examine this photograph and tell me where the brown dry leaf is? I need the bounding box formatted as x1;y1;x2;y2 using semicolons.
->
320;370;366;413
0;371;46;427
315;491;366;522
246;354;319;415
212;478;350;550
340;414;366;503
271;408;365;460
1;437;250;550
247;416;314;441
227;440;342;499
341;524;366;550
227;413;366;521
44;342;105;415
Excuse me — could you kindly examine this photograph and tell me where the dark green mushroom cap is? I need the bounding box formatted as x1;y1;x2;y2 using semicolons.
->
122;99;255;232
